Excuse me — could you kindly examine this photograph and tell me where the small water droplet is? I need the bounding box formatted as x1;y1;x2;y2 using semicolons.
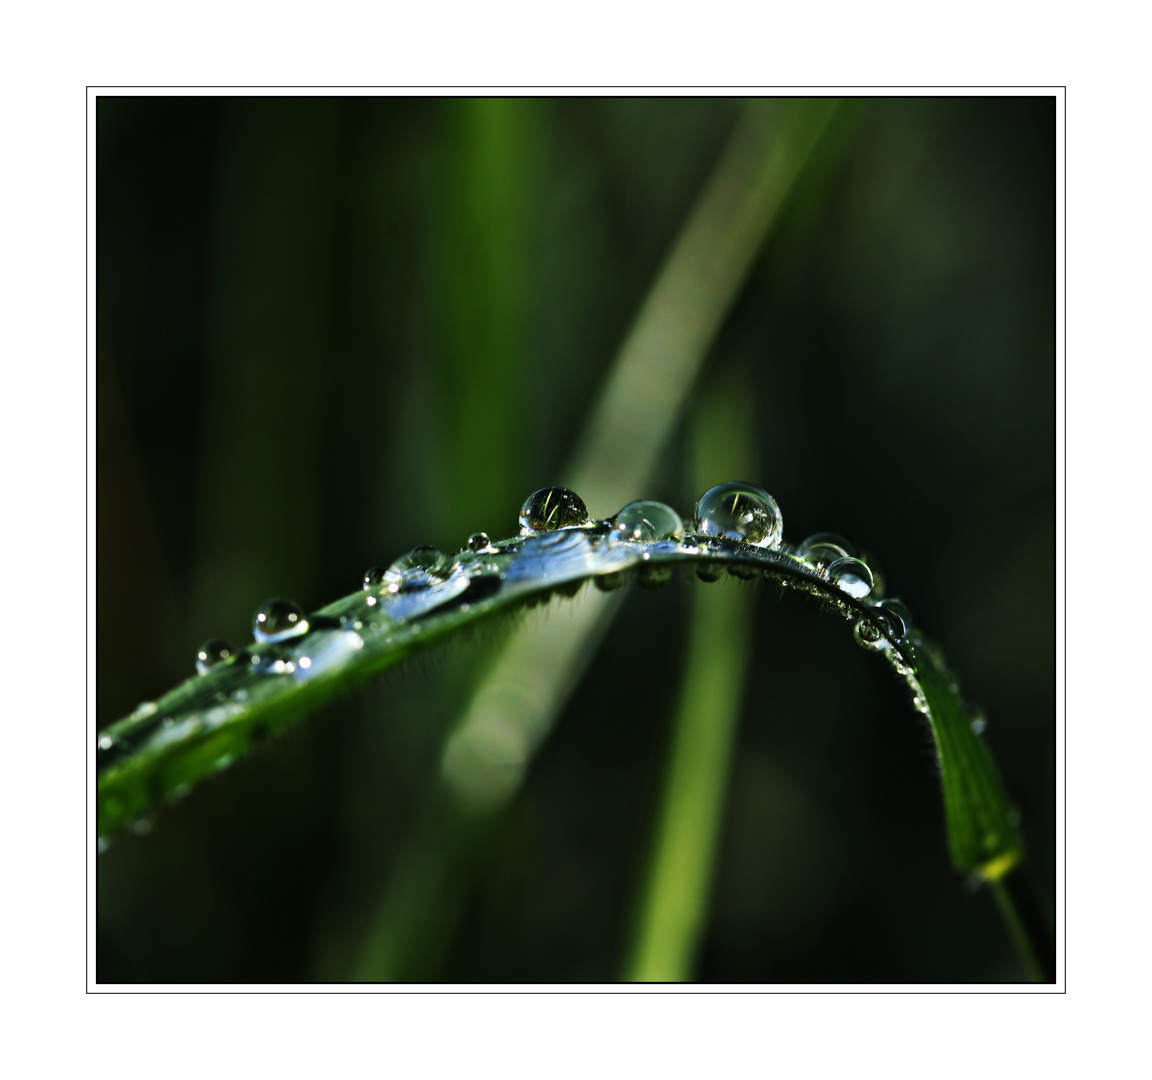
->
467;532;496;553
196;638;237;675
253;598;309;643
363;566;388;589
853;617;886;649
609;500;686;543
728;564;756;581
874;599;912;642
692;483;782;549
519;486;590;535
595;570;626;592
381;546;452;592
636;565;672;589
797;532;856;559
232;689;249;703
827;557;874;599
131;816;154;836
859;551;886;597
131;701;158;720
965;702;987;735
696;563;724;583
797;539;850;571
98;733;116;752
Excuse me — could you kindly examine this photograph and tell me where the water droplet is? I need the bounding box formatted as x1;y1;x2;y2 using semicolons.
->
232;689;249;703
97;837;110;855
467;532;496;553
131;816;154;836
796;539;850;571
874;599;911;642
595;570;626;592
692;483;782;549
636;565;672;589
131;701;158;720
196;638;237;675
253;598;310;643
797;532;856;559
858;551;886;597
853;617;886;649
609;500;686;543
827;557;874;599
98;733;115;752
696;563;724;583
363;566;388;589
965;702;987;735
519;487;590;535
380;546;452;592
728;563;756;581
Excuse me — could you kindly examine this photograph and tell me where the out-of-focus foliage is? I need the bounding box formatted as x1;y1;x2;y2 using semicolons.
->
97;96;1054;983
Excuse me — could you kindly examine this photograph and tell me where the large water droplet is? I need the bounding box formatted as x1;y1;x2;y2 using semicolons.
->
380;546;452;592
196;638;237;675
519;487;590;535
827;557;874;599
467;532;496;553
253;598;310;643
609;500;685;543
692;483;782;549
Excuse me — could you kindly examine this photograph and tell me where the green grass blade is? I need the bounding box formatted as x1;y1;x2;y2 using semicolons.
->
98;529;1026;878
624;370;756;982
624;575;751;982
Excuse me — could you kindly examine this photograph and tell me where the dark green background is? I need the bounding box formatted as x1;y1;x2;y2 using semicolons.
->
97;96;1056;983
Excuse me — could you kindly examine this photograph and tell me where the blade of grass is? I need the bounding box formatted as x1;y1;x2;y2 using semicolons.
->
624;372;755;982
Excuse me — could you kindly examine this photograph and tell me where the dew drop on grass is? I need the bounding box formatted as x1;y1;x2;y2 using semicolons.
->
196;638;237;675
797;540;850;570
636;564;672;589
692;482;782;549
797;532;856;559
467;532;496;553
381;546;452;592
827;557;874;599
595;570;626;592
874;599;912;642
696;564;724;583
253;598;310;643
609;500;686;543
363;566;387;590
853;617;886;649
519;487;590;535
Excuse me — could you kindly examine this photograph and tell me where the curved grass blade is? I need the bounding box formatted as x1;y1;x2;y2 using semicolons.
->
98;524;1023;880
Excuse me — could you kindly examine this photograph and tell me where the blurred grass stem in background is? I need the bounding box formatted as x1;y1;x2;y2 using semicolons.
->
355;99;848;980
624;373;756;982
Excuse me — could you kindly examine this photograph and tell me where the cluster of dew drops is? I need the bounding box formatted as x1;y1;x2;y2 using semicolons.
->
100;482;928;772
187;481;916;683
